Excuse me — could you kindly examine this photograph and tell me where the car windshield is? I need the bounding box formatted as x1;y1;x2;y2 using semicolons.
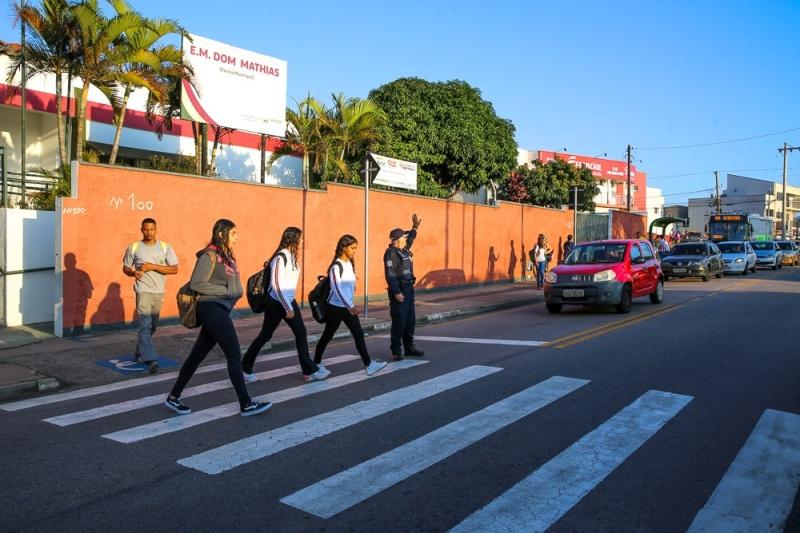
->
718;243;744;253
564;243;627;264
777;242;793;251
671;244;707;256
751;242;773;251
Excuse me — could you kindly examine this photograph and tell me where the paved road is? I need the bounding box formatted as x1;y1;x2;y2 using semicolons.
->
1;268;799;532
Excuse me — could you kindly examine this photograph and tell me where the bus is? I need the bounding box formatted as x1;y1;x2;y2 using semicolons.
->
707;213;773;242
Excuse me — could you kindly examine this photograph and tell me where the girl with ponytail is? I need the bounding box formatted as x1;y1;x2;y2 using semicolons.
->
314;234;387;376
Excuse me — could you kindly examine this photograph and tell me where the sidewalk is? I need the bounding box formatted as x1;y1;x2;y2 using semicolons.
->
0;282;544;401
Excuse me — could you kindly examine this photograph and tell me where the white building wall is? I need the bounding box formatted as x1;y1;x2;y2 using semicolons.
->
646;186;664;229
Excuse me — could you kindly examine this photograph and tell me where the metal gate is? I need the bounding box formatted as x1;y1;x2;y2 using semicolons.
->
576;212;609;243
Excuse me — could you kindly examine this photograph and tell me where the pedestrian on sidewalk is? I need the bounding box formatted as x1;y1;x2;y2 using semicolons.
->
122;218;179;374
165;219;271;417
384;214;425;361
563;234;575;260
532;234;551;289
314;235;388;376
241;227;327;383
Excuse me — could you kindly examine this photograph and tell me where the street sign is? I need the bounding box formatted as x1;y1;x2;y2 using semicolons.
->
370;153;418;191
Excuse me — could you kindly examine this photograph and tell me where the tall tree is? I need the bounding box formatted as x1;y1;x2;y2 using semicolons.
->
107;1;186;165
269;96;326;188
70;0;147;161
8;0;79;167
322;93;385;182
508;158;600;211
369;78;517;198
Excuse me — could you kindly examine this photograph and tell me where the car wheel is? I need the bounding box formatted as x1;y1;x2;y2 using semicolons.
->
663;275;670;282
649;279;664;304
772;264;778;270
615;285;633;314
702;273;710;282
742;266;748;275
546;303;562;314
715;267;723;279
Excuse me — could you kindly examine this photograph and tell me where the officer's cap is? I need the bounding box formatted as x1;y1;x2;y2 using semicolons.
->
389;228;408;240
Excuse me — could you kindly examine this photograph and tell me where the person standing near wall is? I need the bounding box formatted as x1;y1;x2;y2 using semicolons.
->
563;234;575;260
314;235;388;376
532;234;552;289
122;218;178;374
241;227;328;383
165;219;271;416
384;214;425;361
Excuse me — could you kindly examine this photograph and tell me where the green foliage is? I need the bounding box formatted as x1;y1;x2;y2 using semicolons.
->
505;158;600;211
147;154;198;175
369;78;517;198
28;165;71;211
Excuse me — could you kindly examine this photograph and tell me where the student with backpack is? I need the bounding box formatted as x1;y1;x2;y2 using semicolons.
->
241;227;327;383
165;219;271;416
313;235;388;376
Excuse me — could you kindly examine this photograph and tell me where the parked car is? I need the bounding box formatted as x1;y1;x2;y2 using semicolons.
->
718;241;757;275
660;242;724;281
776;241;799;266
543;239;663;314
752;241;783;270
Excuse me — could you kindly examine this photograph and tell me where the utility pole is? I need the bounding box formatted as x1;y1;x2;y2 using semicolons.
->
714;171;721;214
626;144;632;211
778;142;799;239
20;0;27;202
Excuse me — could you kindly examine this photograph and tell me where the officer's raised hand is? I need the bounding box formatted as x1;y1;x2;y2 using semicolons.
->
412;214;422;229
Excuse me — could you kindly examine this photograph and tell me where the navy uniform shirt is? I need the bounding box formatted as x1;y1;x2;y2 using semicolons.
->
383;229;417;295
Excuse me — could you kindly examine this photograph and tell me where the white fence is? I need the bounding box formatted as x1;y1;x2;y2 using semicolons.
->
0;208;55;326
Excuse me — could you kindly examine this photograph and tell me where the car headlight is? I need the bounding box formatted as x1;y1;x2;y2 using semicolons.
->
689;261;702;267
593;269;617;282
734;258;744;263
545;271;557;283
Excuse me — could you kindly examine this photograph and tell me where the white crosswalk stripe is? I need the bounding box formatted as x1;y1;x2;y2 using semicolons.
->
280;375;589;518
688;409;800;532
452;390;693;532
43;355;361;427
103;359;429;444
0;349;296;412
177;365;503;475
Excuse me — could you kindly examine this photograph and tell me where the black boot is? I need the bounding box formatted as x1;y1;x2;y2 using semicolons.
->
404;345;424;357
392;352;404;361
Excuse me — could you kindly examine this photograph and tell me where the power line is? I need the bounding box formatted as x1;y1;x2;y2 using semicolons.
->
637;127;800;151
648;168;782;180
646;187;714;200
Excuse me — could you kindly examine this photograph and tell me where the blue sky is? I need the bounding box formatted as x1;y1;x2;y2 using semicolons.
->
2;0;799;204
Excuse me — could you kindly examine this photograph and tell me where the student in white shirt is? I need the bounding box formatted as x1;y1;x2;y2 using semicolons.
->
241;227;327;383
314;235;387;376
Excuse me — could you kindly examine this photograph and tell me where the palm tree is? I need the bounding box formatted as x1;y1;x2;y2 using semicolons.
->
323;93;385;182
106;1;186;165
70;0;148;161
8;0;80;167
269;96;326;188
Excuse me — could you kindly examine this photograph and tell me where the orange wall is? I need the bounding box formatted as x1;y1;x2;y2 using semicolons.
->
610;210;647;239
59;163;573;333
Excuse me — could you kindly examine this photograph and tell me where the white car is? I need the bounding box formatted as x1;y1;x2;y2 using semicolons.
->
718;241;757;275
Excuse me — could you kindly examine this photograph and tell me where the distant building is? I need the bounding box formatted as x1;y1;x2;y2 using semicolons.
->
687;174;800;238
646;186;664;229
517;149;647;212
663;205;688;220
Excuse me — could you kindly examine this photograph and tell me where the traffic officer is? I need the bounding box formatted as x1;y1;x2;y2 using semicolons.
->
384;214;424;361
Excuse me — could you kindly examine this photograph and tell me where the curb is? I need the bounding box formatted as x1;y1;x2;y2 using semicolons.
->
0;377;60;399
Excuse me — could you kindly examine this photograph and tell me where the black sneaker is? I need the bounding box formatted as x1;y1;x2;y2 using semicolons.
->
147;361;159;374
164;396;191;415
241;401;273;417
392;353;404;361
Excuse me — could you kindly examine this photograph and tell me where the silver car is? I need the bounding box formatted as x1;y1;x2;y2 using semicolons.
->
718;241;757;275
777;241;799;266
752;241;783;270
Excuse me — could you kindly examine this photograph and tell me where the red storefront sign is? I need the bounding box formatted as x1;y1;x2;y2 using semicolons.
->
536;150;640;184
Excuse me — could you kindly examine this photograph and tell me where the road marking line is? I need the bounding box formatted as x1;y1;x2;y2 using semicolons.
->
0;350;296;412
688;409;800;533
104;359;429;444
178;365;502;475
381;335;548;347
452;389;693;533
43;355;361;427
552;304;681;349
543;304;678;346
280;376;589;518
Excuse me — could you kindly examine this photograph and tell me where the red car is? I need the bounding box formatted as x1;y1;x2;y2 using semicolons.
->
543;239;664;314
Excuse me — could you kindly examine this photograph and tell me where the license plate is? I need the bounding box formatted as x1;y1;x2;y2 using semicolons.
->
563;289;584;298
672;268;686;273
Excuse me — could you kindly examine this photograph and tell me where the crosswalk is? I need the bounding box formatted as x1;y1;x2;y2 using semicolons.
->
2;354;798;531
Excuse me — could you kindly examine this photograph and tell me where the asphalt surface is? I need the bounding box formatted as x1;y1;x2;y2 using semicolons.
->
1;268;799;532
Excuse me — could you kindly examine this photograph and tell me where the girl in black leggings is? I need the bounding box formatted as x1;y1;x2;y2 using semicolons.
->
165;219;271;417
314;235;387;376
241;227;326;382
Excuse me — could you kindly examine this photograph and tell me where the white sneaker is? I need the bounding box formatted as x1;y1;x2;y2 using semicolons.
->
304;368;330;382
243;372;258;383
365;360;388;376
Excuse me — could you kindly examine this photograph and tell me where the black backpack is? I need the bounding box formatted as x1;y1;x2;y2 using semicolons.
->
246;262;270;313
308;262;343;323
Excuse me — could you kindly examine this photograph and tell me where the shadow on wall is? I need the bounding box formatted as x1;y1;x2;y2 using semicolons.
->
268;156;302;188
487;246;500;280
507;240;517;281
416;269;467;290
62;252;93;335
557;236;564;263
90;282;124;326
215;147;257;181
